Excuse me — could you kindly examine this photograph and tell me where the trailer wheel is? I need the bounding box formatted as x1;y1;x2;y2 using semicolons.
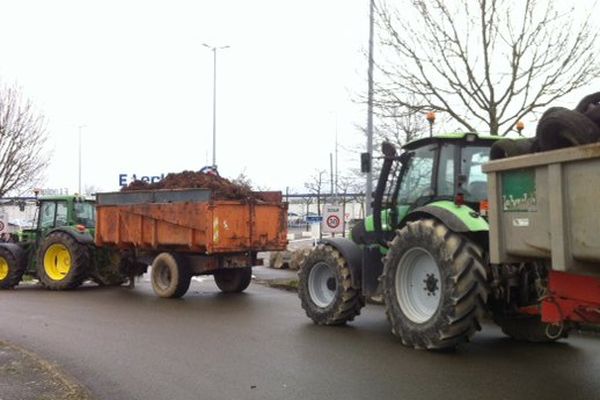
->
151;253;191;298
494;315;569;343
0;246;25;289
213;267;252;293
382;219;488;350
536;107;600;151
298;245;364;325
37;232;89;290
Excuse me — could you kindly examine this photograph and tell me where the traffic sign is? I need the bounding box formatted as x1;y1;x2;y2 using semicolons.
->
322;205;344;234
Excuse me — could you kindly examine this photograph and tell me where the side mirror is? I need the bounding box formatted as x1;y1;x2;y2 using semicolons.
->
381;141;397;158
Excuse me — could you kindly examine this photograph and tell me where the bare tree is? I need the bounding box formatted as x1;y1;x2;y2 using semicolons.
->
375;0;600;136
0;85;49;196
304;169;327;216
375;103;426;148
84;185;102;197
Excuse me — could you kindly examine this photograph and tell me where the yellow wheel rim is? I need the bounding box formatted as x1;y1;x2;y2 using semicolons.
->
0;256;8;280
44;244;71;281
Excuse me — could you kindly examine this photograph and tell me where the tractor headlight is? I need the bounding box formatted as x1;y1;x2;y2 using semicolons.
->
465;133;477;142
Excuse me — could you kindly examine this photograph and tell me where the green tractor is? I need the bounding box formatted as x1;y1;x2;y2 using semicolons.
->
0;195;123;290
298;133;552;349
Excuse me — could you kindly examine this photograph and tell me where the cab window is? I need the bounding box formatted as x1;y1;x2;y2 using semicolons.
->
56;202;68;226
461;146;490;202
437;144;456;197
398;146;436;204
39;202;56;229
74;202;95;228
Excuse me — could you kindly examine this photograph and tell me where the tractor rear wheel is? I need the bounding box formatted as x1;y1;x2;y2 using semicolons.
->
0;245;25;289
37;232;89;290
382;219;488;350
298;245;364;325
214;267;252;293
151;252;191;298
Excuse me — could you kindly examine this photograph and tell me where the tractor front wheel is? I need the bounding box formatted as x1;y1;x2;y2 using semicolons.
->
37;232;90;290
298;245;364;325
382;219;488;350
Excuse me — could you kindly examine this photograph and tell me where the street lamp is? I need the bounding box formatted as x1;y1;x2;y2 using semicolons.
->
202;43;230;169
78;125;86;194
365;0;375;216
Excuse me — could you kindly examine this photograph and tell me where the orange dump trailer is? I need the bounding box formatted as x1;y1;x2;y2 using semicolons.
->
95;189;287;298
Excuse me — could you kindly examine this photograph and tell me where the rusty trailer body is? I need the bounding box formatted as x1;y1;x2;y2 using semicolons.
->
95;189;288;298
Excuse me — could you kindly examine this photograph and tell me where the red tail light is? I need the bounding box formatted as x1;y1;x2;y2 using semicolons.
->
75;224;86;233
454;193;465;206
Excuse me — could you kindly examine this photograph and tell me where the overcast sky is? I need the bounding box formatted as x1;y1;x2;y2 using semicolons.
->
0;1;597;195
0;0;368;194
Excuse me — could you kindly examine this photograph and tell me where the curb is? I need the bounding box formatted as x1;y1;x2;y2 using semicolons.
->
0;340;94;400
253;278;299;292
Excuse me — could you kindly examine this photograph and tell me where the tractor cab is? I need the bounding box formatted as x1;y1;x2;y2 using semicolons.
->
398;133;494;209
365;133;499;245
36;196;96;232
15;195;96;243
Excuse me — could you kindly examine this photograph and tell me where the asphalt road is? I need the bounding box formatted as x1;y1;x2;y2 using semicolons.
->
1;279;599;400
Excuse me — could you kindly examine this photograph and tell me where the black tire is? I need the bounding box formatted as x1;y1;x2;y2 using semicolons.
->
490;138;537;160
494;315;569;343
536;107;600;151
382;219;488;350
0;245;26;289
298;244;364;325
37;232;89;290
584;105;600;125
213;267;252;293
574;92;600;113
151;252;191;298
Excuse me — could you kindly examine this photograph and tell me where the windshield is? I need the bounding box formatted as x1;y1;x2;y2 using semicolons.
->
74;201;96;228
460;146;491;202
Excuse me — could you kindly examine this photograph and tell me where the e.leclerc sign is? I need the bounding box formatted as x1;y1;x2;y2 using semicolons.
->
119;173;165;187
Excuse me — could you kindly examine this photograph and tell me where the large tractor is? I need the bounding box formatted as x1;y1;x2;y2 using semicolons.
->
298;133;562;349
0;195;123;290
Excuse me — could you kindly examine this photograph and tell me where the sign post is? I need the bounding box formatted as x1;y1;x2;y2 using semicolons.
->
322;205;344;235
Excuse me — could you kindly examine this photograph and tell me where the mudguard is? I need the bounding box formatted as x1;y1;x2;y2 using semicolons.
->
47;227;95;245
319;237;363;289
404;200;488;233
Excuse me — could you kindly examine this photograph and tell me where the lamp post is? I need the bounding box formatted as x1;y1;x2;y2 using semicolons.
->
202;43;230;169
78;125;86;194
365;0;375;216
